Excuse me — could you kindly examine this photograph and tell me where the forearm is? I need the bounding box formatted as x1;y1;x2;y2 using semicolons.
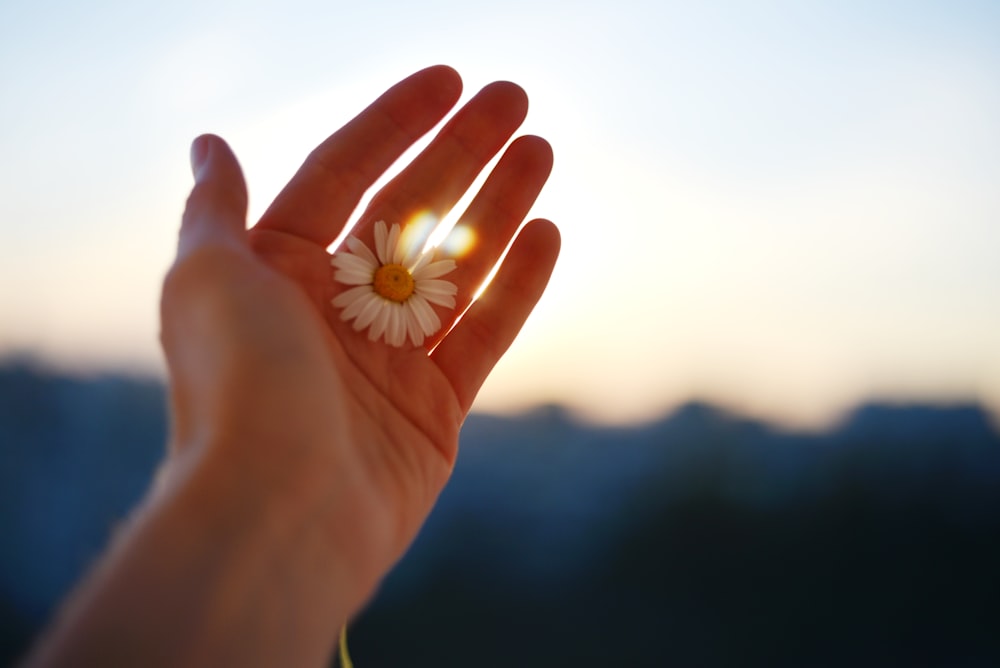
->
25;445;371;667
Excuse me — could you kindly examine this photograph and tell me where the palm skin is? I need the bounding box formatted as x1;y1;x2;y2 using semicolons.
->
161;65;560;620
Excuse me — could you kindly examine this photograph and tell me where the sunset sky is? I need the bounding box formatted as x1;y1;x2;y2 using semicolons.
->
2;0;998;427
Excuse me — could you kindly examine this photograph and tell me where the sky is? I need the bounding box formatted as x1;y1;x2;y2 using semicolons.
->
1;0;999;428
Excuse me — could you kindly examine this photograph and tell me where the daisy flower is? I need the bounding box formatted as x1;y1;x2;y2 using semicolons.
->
331;220;458;347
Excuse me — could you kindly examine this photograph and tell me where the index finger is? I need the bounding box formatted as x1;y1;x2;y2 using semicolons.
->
253;65;463;247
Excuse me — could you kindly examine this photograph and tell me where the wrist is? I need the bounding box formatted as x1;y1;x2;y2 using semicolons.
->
162;431;391;612
31;434;386;667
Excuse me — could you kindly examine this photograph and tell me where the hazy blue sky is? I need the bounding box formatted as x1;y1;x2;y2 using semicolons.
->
2;0;999;426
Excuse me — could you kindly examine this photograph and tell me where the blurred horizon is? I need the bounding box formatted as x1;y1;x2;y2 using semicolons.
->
2;351;998;435
2;0;999;429
2;361;998;665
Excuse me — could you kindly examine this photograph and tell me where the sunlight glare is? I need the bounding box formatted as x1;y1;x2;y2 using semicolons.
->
438;222;478;259
401;210;440;255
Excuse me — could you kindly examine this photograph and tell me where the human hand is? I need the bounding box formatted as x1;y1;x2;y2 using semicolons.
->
24;65;559;668
160;65;559;614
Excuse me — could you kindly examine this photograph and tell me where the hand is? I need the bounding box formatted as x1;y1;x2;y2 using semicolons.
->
161;64;559;636
27;65;558;668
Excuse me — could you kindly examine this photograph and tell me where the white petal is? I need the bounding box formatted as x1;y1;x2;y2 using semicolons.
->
352;294;384;330
369;301;392;342
331;252;374;273
409;252;432;273
375;305;394;345
402;249;421;268
346;236;378;266
404;305;425;347
374;221;389;264
387;304;407;347
412;258;456;281
419;294;456;309
332;285;374;309
408;294;441;336
400;239;423;268
416;279;458;308
417;278;458;296
332;254;376;285
387;224;403;265
335;269;375;286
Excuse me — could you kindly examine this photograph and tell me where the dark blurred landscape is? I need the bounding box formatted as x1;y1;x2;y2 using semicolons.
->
2;357;999;667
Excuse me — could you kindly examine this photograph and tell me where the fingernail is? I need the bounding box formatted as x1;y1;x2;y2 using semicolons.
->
189;135;210;178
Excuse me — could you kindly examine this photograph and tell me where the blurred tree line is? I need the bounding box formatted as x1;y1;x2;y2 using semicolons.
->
1;359;998;666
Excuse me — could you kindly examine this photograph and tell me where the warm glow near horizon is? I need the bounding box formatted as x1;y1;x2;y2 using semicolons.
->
2;0;999;429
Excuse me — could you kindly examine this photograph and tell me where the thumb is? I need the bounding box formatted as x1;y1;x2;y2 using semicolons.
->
179;134;249;259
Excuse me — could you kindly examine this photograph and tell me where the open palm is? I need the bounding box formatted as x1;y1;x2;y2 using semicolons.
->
161;65;560;592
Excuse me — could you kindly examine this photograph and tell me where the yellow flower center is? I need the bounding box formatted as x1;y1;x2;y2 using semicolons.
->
373;263;415;303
